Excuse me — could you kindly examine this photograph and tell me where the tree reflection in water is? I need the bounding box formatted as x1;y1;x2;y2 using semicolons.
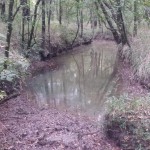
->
28;41;117;116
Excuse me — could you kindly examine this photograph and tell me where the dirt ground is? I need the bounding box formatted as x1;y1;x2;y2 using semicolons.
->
0;91;120;150
0;39;120;150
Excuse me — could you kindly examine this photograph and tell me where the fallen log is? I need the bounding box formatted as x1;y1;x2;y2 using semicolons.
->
0;92;20;104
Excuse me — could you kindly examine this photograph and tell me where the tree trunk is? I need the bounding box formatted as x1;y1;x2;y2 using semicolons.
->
116;0;130;47
27;0;31;42
99;2;121;44
59;0;62;25
90;9;93;29
0;1;5;19
41;0;46;50
71;3;80;47
80;9;83;37
133;0;138;37
27;0;41;50
20;0;28;48
47;0;52;54
95;0;132;72
4;0;14;69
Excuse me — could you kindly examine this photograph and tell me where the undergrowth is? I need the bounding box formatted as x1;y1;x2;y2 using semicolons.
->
105;94;150;150
132;26;150;81
0;28;29;98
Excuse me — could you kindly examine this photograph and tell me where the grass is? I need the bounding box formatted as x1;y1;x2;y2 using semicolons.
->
131;26;150;81
105;94;150;150
108;27;150;149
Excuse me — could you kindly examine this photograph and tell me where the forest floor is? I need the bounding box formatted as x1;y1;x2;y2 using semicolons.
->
0;35;150;149
0;91;120;150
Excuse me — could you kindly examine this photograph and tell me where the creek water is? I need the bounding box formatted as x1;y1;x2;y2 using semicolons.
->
28;41;118;118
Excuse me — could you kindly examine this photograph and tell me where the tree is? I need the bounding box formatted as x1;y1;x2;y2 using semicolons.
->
27;0;41;50
47;0;52;53
4;0;15;69
0;0;5;20
20;0;29;48
95;0;131;53
133;0;138;36
59;0;62;25
41;0;46;50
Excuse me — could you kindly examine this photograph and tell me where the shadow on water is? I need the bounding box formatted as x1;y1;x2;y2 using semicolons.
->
27;41;118;118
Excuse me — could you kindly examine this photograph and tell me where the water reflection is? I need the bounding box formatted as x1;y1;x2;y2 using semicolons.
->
28;41;117;115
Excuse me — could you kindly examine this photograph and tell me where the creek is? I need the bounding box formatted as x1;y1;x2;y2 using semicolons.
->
27;41;118;118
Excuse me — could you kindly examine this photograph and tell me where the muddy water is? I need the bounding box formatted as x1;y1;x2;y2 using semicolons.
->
28;41;117;117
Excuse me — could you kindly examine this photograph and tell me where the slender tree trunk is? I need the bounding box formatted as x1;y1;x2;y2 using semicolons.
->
1;1;5;19
27;0;30;42
98;18;101;29
95;0;132;73
21;0;28;48
47;0;52;54
72;5;80;47
90;9;93;29
145;7;150;27
99;2;121;44
22;17;25;48
41;0;46;50
133;0;138;37
80;9;83;37
4;0;14;69
59;0;62;25
116;0;130;47
27;0;41;50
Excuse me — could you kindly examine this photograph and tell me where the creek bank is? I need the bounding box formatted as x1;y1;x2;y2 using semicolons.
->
0;92;120;150
105;107;150;150
31;34;93;61
28;31;115;76
27;37;95;83
29;30;115;61
0;79;20;104
105;62;150;150
0;35;94;103
28;59;58;76
28;37;93;75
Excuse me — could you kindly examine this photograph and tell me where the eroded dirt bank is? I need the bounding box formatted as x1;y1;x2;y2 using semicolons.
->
0;92;120;150
105;61;150;150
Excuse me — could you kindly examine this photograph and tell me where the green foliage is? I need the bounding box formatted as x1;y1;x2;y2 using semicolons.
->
106;93;149;113
143;0;150;7
0;51;29;82
0;69;19;82
59;25;77;44
105;94;150;150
